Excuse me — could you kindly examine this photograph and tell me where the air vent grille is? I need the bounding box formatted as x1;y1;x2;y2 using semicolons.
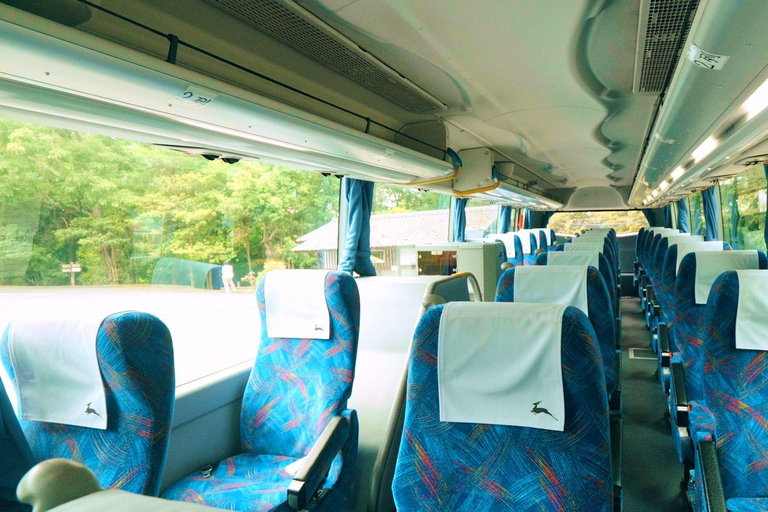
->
209;0;445;114
638;0;700;93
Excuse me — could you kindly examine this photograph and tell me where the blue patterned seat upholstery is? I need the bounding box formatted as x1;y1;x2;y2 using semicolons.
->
0;312;175;496
391;304;612;511
495;267;617;396
509;234;525;267
692;271;768;509
162;271;360;511
537;231;549;253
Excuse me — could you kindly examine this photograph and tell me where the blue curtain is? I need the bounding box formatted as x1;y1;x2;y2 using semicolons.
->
676;198;690;233
523;209;532;229
539;211;555;228
727;187;741;249
642;208;659;227
498;206;512;233
664;205;673;228
701;186;719;241
338;177;376;276
452;197;468;242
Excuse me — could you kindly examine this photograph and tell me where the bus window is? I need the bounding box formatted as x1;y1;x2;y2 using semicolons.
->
0;119;339;385
465;199;499;238
548;210;648;235
689;192;707;237
720;165;768;251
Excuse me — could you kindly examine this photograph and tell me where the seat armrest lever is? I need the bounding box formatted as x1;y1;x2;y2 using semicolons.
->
670;362;688;427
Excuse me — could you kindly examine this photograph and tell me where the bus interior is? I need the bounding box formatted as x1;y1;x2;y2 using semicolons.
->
1;0;768;511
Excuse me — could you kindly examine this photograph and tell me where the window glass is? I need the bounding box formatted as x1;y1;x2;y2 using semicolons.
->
548;210;648;235
720;165;767;250
689;192;707;237
466;199;499;237
0;119;339;385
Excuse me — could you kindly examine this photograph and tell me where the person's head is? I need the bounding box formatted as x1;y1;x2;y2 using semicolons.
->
224;260;230;265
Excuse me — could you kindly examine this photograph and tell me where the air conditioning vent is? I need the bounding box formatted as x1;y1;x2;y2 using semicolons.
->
635;0;700;93
208;0;446;114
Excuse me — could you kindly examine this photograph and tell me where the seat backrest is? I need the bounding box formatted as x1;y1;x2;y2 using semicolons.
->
701;271;768;500
495;266;616;394
391;304;612;511
536;251;617;315
0;377;33;504
0;312;174;496
674;251;767;401
636;227;646;259
660;242;730;325
243;271;359;458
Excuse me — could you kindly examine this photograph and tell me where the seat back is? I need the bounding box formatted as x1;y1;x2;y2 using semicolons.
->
0;312;174;496
391;303;612;510
536;251;617;316
674;251;767;401
243;271;360;459
701;271;768;500
495;266;617;394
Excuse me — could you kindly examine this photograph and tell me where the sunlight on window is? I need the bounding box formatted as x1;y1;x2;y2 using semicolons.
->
548;210;648;235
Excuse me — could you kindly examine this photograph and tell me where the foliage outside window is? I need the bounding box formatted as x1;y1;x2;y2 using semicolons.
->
720;165;767;250
689;192;707;237
0;119;338;384
548;210;648;235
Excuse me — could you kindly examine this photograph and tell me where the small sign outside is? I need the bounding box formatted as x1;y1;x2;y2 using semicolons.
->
687;44;729;71
61;262;82;286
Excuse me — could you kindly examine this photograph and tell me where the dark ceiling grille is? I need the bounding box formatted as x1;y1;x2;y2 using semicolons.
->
210;0;445;114
639;0;700;93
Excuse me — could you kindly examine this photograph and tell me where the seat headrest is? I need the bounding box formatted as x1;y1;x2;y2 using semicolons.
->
565;242;603;254
547;251;600;269
513;266;589;315
694;251;759;304
675;241;723;272
5;316;109;429
734;270;768;350
264;270;331;339
438;302;566;431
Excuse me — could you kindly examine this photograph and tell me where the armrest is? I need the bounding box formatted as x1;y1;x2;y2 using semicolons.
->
287;414;351;510
670;362;688;428
651;301;661;319
17;459;103;512
697;440;727;512
610;415;622;491
658;323;671;368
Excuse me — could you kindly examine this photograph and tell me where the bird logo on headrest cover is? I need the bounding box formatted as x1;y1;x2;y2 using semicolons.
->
85;402;103;420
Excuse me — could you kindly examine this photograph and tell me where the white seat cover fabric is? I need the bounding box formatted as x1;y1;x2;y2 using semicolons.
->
735;270;768;350
694;251;759;305
486;233;517;257
8;316;108;429
529;228;553;246
264;270;330;339
513;265;589;315
565;242;604;254
516;232;533;254
547;251;600;269
438;302;565;431
675;241;724;272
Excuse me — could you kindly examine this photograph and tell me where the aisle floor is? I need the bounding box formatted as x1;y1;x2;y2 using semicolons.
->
621;297;688;511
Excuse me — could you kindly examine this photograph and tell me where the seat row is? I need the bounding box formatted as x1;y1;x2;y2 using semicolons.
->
487;227;556;265
634;227;768;511
4;261;624;511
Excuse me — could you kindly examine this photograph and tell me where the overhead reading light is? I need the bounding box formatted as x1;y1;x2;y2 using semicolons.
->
743;77;768;121
692;136;718;163
652;189;659;198
671;166;685;181
643;199;648;205
659;180;669;191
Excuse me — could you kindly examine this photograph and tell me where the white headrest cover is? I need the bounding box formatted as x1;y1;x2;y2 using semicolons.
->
565;242;603;254
438;302;565;431
8;316;108;429
486;233;517;257
735;270;768;350
665;235;703;246
676;241;724;272
547;251;600;269
513;266;589;315
694;251;759;305
516;232;533;254
264;270;330;339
